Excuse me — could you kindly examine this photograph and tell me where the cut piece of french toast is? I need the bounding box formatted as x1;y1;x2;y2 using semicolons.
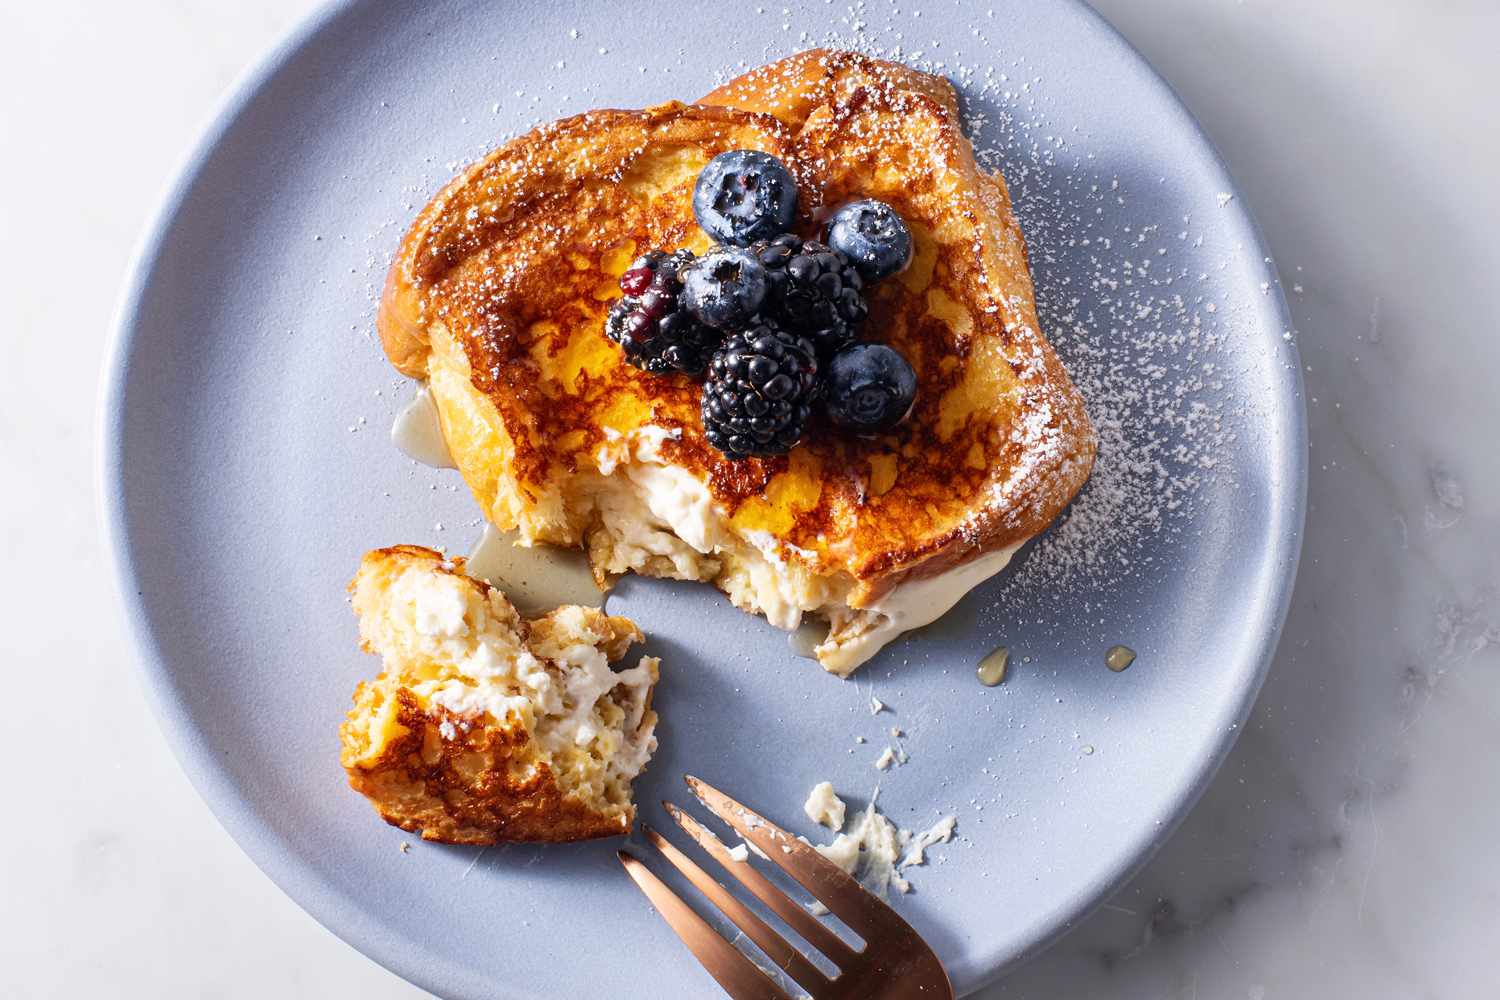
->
375;52;1095;676
339;546;658;844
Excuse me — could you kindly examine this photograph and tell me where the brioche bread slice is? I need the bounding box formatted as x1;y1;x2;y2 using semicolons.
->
373;53;1095;675
339;546;658;843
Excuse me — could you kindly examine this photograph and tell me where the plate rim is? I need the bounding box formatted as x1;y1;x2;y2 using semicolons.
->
97;1;1308;996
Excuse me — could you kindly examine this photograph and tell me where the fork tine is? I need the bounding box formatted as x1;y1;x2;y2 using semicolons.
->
645;826;830;994
618;850;791;1000
665;803;861;970
685;775;900;937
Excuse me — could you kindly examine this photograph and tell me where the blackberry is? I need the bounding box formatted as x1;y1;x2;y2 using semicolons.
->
701;319;820;459
604;250;721;375
749;234;868;358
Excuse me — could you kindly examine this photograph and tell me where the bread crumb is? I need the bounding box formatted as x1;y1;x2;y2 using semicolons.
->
803;782;847;830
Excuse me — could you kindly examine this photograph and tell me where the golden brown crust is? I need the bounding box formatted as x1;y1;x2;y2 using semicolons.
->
703;51;1096;596
342;687;631;844
339;546;654;844
700;47;965;124
375;52;1095;609
377;102;804;384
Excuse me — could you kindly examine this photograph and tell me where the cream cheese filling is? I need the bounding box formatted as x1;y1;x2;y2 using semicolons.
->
817;541;1023;675
397;385;1023;676
592;426;1026;675
380;566;657;786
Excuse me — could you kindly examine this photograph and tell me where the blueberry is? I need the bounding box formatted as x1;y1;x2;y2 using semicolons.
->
826;200;913;282
824;343;917;434
681;247;768;330
692;150;799;246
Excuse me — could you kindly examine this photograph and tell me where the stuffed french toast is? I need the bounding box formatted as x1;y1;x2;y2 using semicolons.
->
374;49;1095;679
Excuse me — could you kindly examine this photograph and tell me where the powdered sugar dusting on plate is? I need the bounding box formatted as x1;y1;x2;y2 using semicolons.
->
784;13;1252;598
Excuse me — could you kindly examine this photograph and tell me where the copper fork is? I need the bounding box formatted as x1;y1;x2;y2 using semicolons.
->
618;776;954;999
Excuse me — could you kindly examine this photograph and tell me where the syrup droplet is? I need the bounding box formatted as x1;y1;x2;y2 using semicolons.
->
789;618;827;659
391;383;457;469
464;524;604;616
977;646;1009;686
1105;645;1136;672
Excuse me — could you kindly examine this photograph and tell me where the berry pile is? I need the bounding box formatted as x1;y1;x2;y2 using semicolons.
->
602;150;920;458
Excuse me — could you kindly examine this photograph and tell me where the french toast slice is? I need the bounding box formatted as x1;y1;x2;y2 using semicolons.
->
376;54;1095;675
339;546;658;843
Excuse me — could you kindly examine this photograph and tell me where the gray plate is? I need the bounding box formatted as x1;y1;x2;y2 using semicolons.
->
100;1;1305;997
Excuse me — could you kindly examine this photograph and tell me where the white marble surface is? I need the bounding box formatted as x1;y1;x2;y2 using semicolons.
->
5;1;1496;996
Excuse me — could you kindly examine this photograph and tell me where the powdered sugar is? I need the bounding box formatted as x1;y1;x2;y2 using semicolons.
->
753;26;1246;599
367;19;1257;613
985;122;1238;596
